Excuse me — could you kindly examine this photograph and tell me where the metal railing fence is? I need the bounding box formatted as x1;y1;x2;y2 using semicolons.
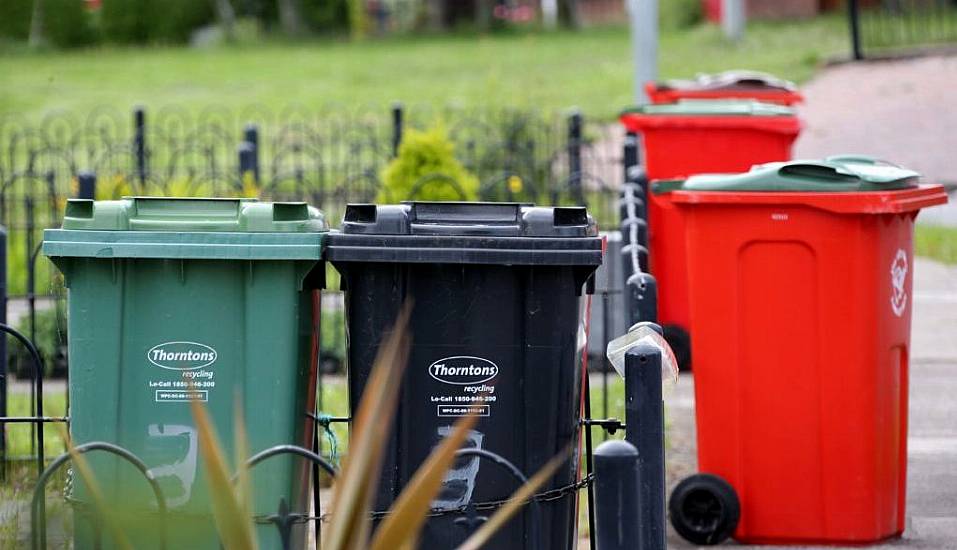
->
850;0;957;59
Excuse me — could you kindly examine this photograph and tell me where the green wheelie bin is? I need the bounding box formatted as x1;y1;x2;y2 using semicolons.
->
42;197;327;549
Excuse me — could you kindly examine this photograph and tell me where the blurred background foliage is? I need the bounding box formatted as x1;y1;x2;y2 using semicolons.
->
0;0;709;49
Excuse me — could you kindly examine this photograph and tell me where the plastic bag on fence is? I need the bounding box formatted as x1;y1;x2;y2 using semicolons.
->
606;322;679;388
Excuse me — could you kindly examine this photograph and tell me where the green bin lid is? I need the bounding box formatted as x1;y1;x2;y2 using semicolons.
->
622;99;795;117
681;155;921;192
43;197;326;260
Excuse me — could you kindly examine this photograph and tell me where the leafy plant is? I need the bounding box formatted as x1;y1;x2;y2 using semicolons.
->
377;125;480;203
347;0;369;39
93;173;134;201
62;428;135;550
9;302;68;378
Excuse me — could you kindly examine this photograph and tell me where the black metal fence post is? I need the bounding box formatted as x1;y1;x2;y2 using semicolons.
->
619;129;654;328
593;439;642;550
77;171;96;200
567;109;584;205
623;132;639;184
391;102;404;158
849;0;863;60
625;273;657;326
620;184;654;326
0;226;6;480
25;197;36;457
624;343;666;550
133;106;147;187
0;104;625;230
0;324;48;479
238;142;257;187
601;290;610;439
243;123;261;185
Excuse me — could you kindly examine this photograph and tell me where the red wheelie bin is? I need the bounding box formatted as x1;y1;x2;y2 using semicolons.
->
646;71;803;106
665;157;948;545
619;101;801;368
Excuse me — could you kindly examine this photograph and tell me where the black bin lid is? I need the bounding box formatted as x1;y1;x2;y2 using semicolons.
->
325;202;602;266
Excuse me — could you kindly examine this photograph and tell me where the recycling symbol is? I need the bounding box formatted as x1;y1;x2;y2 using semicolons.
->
890;249;908;318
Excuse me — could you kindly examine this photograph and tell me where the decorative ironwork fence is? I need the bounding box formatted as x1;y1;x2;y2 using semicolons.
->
849;0;957;59
0;102;625;485
0;103;622;296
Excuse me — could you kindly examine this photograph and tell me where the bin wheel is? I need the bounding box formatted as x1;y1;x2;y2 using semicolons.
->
669;473;740;545
663;325;692;372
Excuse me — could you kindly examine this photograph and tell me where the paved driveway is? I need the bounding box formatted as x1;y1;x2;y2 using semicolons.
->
793;54;957;226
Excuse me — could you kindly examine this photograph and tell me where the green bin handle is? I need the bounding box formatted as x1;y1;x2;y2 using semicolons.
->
824;154;903;168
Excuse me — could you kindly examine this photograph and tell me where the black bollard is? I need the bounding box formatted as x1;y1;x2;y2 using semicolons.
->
625;343;666;550
623;131;639;184
626;272;658;326
594;439;642;550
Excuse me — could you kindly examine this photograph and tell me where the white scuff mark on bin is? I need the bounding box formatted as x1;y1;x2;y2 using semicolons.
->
433;427;484;509
146;424;198;508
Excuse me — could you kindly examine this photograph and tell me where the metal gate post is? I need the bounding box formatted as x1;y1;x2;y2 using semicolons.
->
625;344;666;550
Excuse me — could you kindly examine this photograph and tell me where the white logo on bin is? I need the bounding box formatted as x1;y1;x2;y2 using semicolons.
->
148;342;218;371
429;356;498;385
890;249;908;318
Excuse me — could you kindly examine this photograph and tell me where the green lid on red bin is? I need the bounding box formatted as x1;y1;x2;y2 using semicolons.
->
621;99;795;117
681;155;921;192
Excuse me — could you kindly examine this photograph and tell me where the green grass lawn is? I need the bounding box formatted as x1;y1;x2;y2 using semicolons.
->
916;224;957;265
3;390;68;461
0;17;849;123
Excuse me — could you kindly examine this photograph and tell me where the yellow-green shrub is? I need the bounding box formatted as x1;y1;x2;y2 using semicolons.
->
377;126;479;204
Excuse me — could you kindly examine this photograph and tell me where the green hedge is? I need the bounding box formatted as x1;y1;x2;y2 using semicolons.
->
9;305;69;378
100;0;214;44
248;0;351;34
660;0;703;30
0;0;95;47
303;0;351;33
0;0;32;41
